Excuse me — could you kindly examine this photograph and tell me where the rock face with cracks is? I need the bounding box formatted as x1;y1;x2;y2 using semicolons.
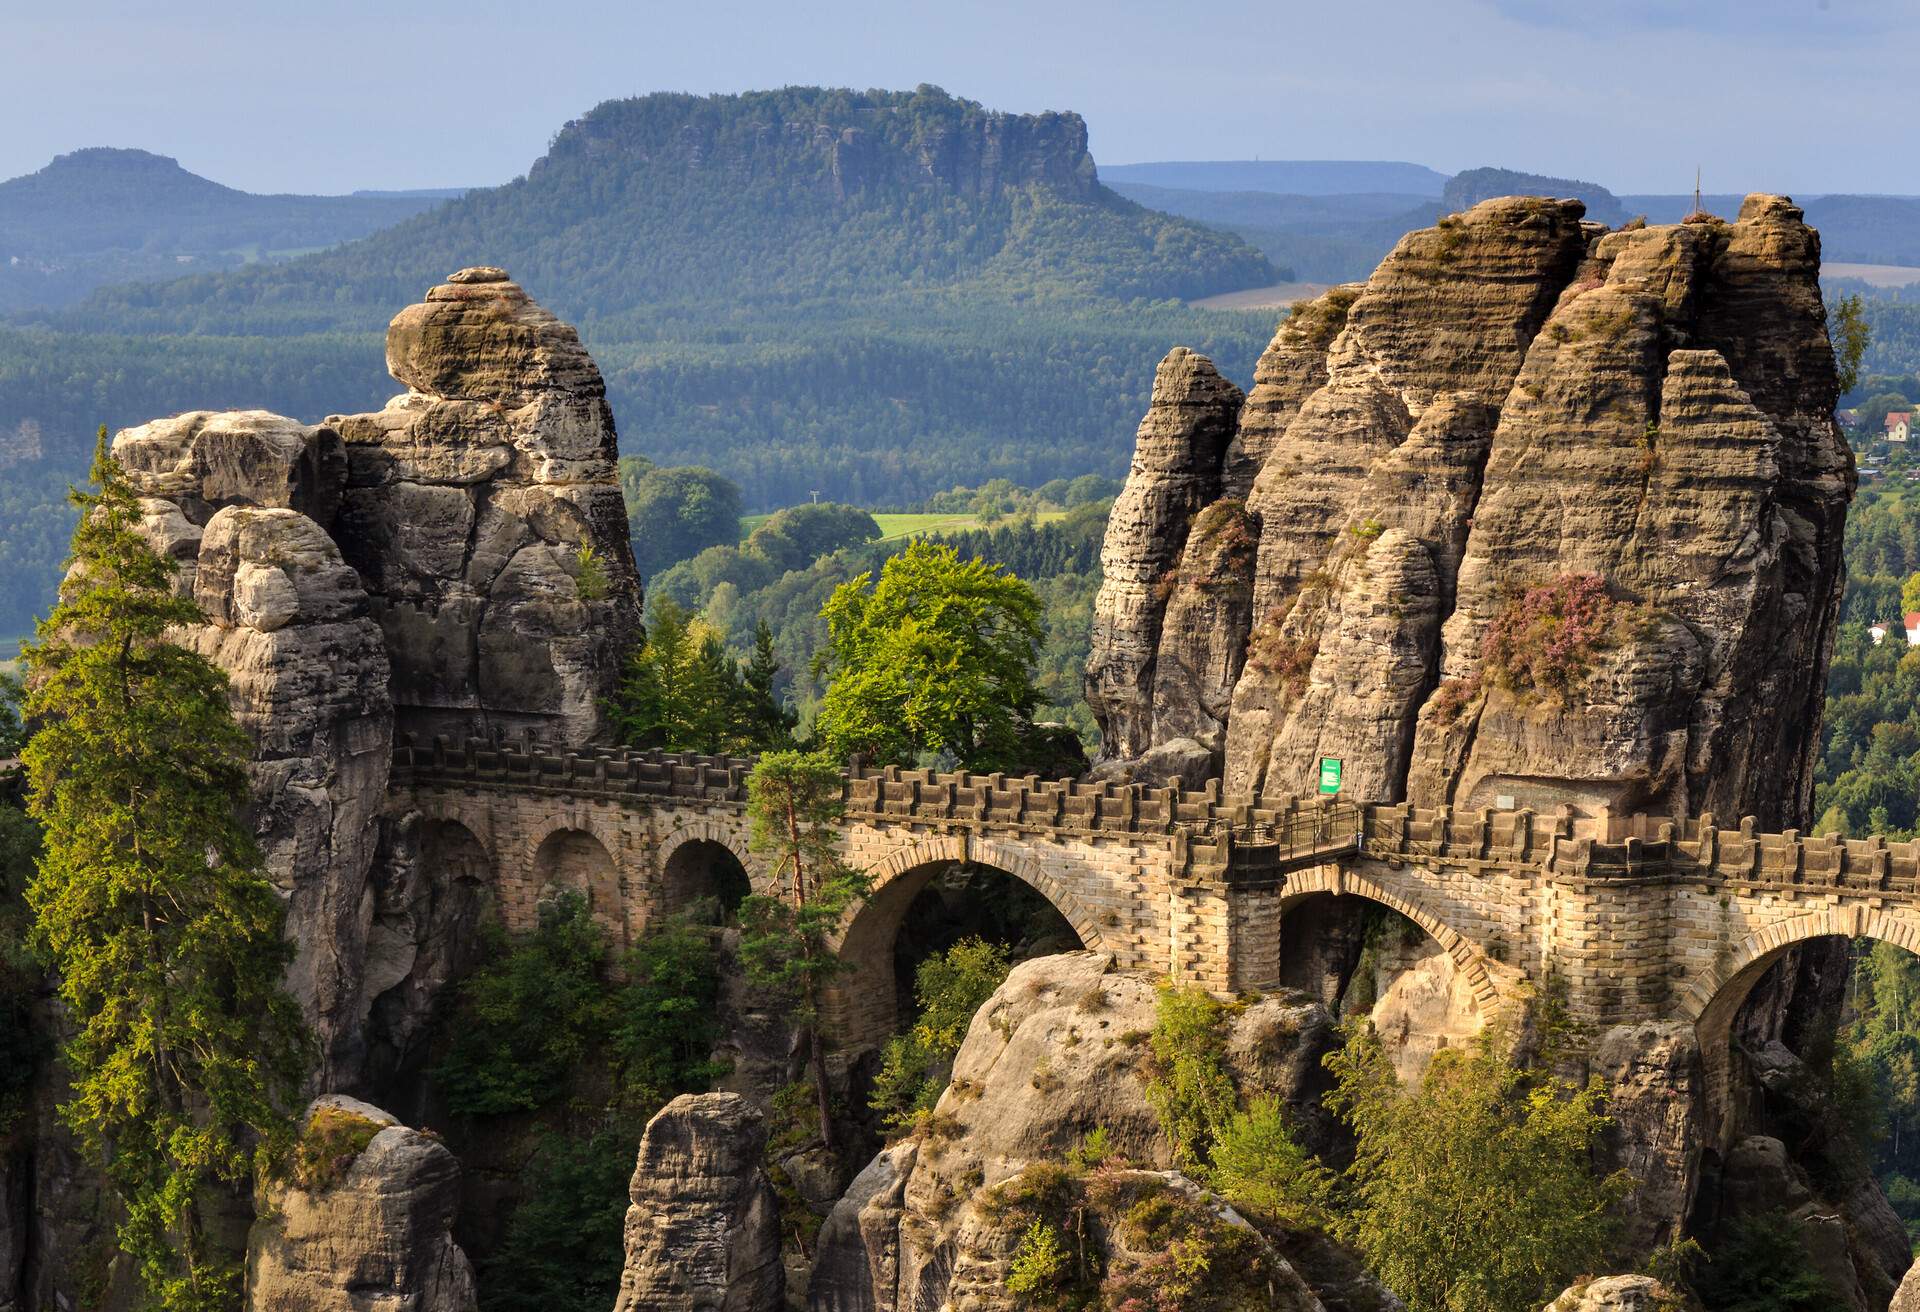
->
1087;195;1851;826
328;265;642;745
612;1092;784;1312
102;268;642;1092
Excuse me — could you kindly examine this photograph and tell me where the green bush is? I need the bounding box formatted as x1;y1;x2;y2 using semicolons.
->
613;913;729;1110
434;894;613;1117
1141;984;1240;1171
1324;1023;1628;1312
868;938;1012;1131
480;1131;635;1312
1693;1211;1839;1312
1206;1095;1333;1231
435;895;726;1119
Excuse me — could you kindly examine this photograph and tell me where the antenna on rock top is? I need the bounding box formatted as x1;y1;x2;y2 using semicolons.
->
1694;166;1702;216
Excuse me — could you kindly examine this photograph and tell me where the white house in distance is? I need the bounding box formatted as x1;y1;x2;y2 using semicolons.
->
1870;612;1920;646
1889;411;1914;444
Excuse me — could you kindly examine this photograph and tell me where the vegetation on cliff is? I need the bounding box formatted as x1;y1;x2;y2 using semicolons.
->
20;442;309;1310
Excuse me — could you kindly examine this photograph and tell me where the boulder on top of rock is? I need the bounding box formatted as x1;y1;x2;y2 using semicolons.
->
328;268;642;743
245;1095;476;1312
1541;1275;1676;1311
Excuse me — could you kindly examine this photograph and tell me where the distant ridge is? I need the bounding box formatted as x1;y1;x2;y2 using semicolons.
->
0;147;447;310
1100;160;1449;198
1442;167;1626;225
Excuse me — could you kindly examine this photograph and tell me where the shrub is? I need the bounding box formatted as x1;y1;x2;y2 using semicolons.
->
481;1131;635;1312
612;914;729;1112
434;893;612;1117
1324;1022;1628;1312
868;938;1013;1131
573;544;611;601
290;1105;385;1192
1206;1096;1334;1231
1480;572;1624;703
1692;1211;1839;1312
1142;985;1239;1170
1428;673;1483;726
1006;1220;1072;1300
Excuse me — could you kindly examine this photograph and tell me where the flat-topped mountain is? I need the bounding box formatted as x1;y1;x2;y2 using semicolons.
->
49;87;1274;335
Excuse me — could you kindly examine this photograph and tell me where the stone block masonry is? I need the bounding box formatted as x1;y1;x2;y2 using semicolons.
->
391;737;1920;1126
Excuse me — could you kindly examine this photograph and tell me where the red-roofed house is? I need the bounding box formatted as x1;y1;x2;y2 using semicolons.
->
1904;612;1920;645
1890;411;1913;444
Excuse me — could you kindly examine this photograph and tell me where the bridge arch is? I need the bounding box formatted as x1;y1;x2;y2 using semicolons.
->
1277;866;1500;1010
1682;904;1920;1138
656;819;757;922
524;819;624;939
828;833;1107;1055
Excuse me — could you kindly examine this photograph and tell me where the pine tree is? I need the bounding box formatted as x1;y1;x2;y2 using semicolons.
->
21;435;307;1311
740;620;797;750
736;751;869;1150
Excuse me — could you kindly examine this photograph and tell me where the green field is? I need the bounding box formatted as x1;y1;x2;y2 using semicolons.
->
737;510;1065;542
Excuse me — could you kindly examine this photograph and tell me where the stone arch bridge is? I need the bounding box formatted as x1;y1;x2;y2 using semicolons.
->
391;737;1920;1129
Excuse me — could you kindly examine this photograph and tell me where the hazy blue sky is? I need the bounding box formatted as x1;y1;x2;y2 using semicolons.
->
6;0;1910;196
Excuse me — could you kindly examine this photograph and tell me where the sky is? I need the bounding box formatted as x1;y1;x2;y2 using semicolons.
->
3;0;1911;197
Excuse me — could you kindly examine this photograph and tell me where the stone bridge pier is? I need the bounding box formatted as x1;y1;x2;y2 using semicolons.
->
389;739;1920;1133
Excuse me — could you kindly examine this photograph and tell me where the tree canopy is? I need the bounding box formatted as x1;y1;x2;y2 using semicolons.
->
21;437;308;1310
813;539;1047;770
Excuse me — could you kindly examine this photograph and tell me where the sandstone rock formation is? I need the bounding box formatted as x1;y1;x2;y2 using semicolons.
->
102;268;642;1092
612;1092;783;1312
328;265;642;745
246;1096;477;1312
1085;348;1242;764
1088;196;1851;826
809;952;1397;1312
1892;1260;1920;1312
1540;1276;1674;1312
116;413;392;1087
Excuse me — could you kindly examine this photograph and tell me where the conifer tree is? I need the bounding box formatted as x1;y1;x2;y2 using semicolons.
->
21;435;307;1311
741;620;797;750
737;751;869;1150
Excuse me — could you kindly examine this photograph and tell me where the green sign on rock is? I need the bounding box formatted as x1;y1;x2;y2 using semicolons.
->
1318;757;1342;794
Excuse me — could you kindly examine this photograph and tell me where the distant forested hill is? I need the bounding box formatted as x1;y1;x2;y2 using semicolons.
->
0;148;447;311
0;87;1278;638
1099;160;1448;197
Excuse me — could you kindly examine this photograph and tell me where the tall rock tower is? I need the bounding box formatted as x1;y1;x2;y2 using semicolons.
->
1087;196;1853;830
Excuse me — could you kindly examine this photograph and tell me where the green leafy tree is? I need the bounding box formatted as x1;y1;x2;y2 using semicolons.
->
434;892;612;1117
869;938;1012;1129
613;912;729;1111
1832;292;1872;397
21;437;307;1310
480;1131;635;1312
618;459;746;580
1141;984;1241;1171
1692;1211;1839;1312
1323;1022;1627;1312
813;539;1046;770
1207;1095;1335;1232
737;751;870;1151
